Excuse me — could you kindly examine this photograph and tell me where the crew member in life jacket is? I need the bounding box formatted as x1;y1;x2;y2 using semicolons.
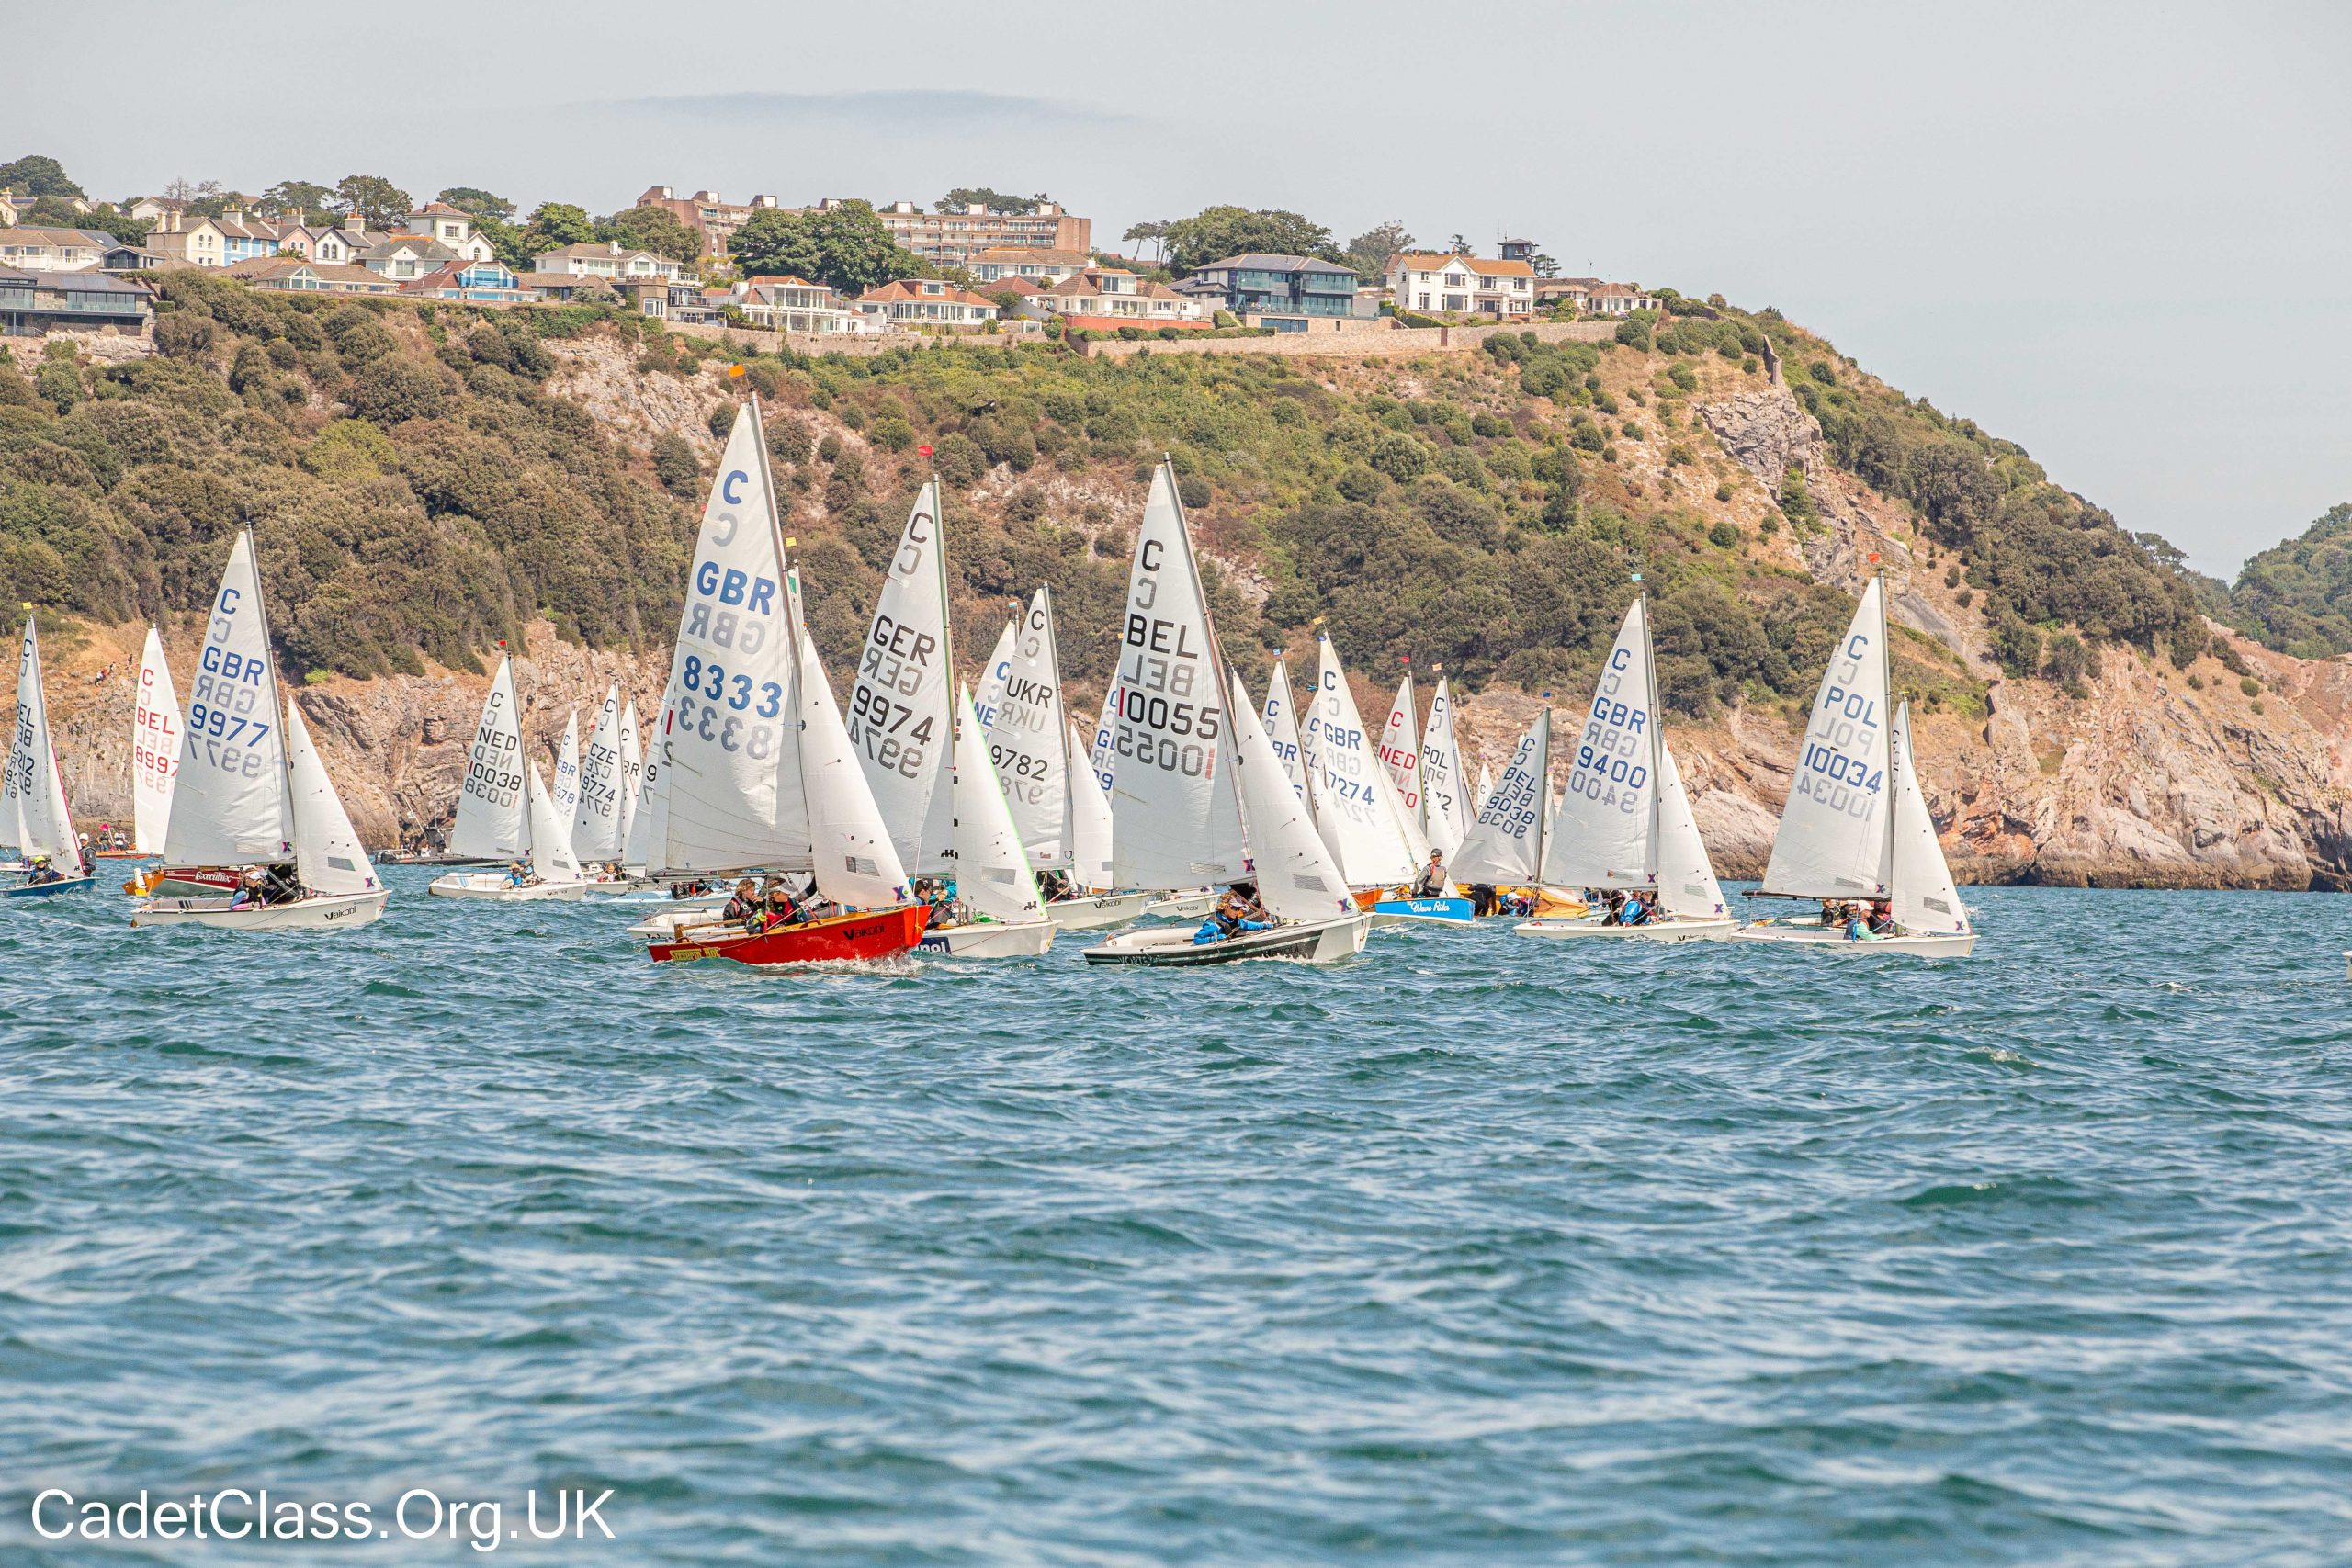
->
1194;886;1272;945
23;854;64;886
1410;850;1446;898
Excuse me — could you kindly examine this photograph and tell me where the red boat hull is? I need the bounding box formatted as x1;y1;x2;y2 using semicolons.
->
647;904;929;966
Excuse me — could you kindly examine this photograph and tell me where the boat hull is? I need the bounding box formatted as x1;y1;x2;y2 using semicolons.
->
1045;890;1155;931
1144;890;1217;919
131;889;390;931
622;896;735;941
1369;896;1476;928
426;873;589;901
92;850;149;861
916;918;1057;957
129;865;240;898
648;904;928;966
1081;912;1371;967
4;875;96;899
1731;921;1975;958
1513;914;1736;942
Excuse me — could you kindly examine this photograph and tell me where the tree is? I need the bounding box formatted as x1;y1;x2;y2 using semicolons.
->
334;174;413;229
1161;206;1337;274
1447;233;1473;255
1123;220;1169;265
437;187;515;221
0;155;81;199
937;187;1045;214
1531;253;1560;279
729;200;924;294
1343;220;1416;281
162;176;197;203
469;215;532;272
601;203;702;265
521;202;596;255
261;180;336;223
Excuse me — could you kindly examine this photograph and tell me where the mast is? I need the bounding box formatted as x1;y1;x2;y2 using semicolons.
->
243;525;297;861
1532;697;1552;889
1637;577;1663;887
1875;558;1895;903
1042;581;1077;857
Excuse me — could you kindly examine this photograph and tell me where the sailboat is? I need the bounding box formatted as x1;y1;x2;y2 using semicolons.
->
639;394;924;965
4;614;95;897
1261;659;1317;814
916;682;1055;955
548;708;582;835
427;656;587;900
571;683;627;866
1047;705;1150;930
131;530;388;930
1082;462;1370;966
1302;628;1470;925
110;626;181;861
1419;671;1467;859
1732;577;1975;957
1448;709;1549;904
1516;592;1735;941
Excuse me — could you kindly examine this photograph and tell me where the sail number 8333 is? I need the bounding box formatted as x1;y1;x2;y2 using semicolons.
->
673;654;784;760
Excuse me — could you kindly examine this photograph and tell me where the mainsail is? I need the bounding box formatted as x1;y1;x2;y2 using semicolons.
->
1449;709;1550;886
1225;668;1358;924
1261;660;1316;818
1302;632;1417;888
988;585;1073;870
164;529;293;866
524;761;583;885
1377;671;1422;822
449;656;527;861
1067;719;1116;890
1758;579;1894;901
950;682;1043;924
548;710;582;831
131;626;180;855
616;700;643;852
1541;598;1658;892
571;683;625;863
849;480;956;877
1420;676;1467;858
6;616;84;873
284;701;379;896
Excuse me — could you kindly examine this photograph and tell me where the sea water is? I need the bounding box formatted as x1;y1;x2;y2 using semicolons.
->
4;876;2349;1564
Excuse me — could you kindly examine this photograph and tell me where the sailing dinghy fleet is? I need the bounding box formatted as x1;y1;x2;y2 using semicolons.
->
8;391;1976;964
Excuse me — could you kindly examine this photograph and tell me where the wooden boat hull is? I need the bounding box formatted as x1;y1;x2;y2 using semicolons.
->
1513;914;1736;943
916;918;1057;957
1145;890;1218;919
1045;890;1155;931
1730;920;1974;958
1369;896;1476;928
4;875;96;899
131;888;390;931
1081;912;1371;967
648;904;927;966
426;873;589;901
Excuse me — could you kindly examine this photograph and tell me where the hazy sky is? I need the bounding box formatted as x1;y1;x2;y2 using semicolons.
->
33;1;2349;574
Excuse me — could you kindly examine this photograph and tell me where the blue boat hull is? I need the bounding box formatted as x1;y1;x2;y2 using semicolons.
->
1369;896;1475;925
4;875;96;899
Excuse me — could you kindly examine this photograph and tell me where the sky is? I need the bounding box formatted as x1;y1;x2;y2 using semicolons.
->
28;0;2350;575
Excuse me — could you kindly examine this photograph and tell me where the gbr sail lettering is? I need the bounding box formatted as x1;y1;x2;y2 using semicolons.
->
185;584;272;779
1571;645;1649;814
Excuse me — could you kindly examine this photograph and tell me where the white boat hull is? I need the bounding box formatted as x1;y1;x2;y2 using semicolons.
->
1144;890;1218;919
426;873;589;901
622;897;738;941
1513;914;1737;943
1045;890;1155;931
1731;920;1974;958
916;918;1057;957
1082;912;1370;967
581;877;662;899
132;888;390;931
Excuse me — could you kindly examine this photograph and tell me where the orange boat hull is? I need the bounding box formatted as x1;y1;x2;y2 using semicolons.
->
647;904;929;966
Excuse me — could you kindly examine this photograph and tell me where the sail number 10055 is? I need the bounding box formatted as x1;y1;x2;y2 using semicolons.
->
1115;633;1221;777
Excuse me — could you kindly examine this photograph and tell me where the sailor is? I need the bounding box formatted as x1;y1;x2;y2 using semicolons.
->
1193;887;1272;945
1620;889;1653;926
1410;850;1447;898
1864;898;1896;937
230;864;269;908
23;854;63;886
1603;889;1628;926
722;877;762;924
763;876;808;927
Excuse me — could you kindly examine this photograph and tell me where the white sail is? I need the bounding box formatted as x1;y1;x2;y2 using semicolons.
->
284;701;378;896
571;683;624;862
654;400;808;875
1227;668;1358;924
1654;747;1727;919
1302;633;1416;888
6;617;83;871
848;479;957;876
448;656;527;860
525;761;583;884
1450;709;1550;886
164;529;292;865
1543;599;1658;891
950;682;1043;923
1067;719;1116;890
797;626;910;908
1420;676;1467;858
988;585;1073;870
1108;462;1245;889
1377;671;1422;821
1758;579;1894;901
1086;680;1119;795
616;700;643;852
1475;763;1495;818
971;620;1015;733
132;626;180;855
1890;701;1970;935
548;709;582;832
1260;660;1316;817
627;725;666;875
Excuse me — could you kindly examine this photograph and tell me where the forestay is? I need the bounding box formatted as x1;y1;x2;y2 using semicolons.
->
653;400;808;875
1542;599;1657;891
1449;710;1550;886
449;656;527;861
285;702;379;896
1067;720;1116;889
1420;676;1467;858
524;761;583;884
1108;463;1245;889
987;585;1073;870
132;626;180;856
849;480;956;876
1226;669;1358;924
165;529;292;866
1890;701;1969;936
1303;633;1416;888
571;684;625;863
1758;579;1893;901
950;682;1043;923
7;617;82;870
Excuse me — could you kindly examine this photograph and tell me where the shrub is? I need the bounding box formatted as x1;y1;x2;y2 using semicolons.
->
1714;481;1734;502
768;416;812;466
651;433;701;494
346;355;456;423
1336;465;1386;502
817;433;842;463
2042;631;2098;695
153;313;214;358
1758;514;1780;536
1178;474;1212;509
2187;673;2204;690
707;404;737;440
1708;521;1739;548
2240;675;2261;697
1808;360;1838;385
1614;316;1653;351
933;432;988;488
1667;363;1697;392
1471;411;1510;438
870;414;915;452
1369;432;1432;482
1991;615;2043;678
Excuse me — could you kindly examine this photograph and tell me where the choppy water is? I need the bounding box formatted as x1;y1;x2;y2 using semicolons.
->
5;877;2351;1564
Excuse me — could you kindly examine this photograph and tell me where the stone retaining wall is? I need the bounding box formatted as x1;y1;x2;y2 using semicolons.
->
1081;319;1614;361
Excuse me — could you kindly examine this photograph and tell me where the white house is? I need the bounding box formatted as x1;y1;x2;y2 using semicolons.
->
854;278;1001;329
532;242;684;282
1385;252;1537;317
728;275;861;333
401;203;498;264
968;246;1091;285
0;226;119;273
1022;267;1210;329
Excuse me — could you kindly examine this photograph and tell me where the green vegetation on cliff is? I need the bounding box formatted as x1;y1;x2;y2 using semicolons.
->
2206;503;2352;659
